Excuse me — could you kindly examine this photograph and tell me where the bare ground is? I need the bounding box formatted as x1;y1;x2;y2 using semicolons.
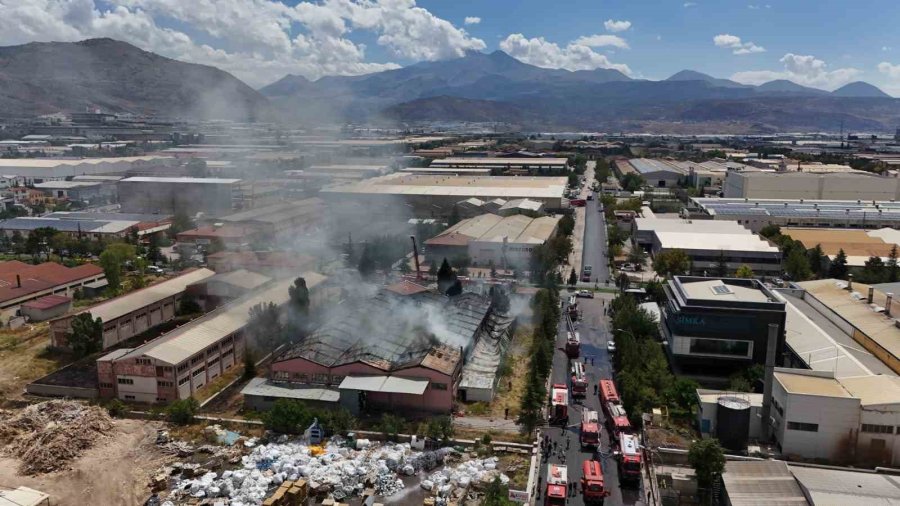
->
0;323;73;402
0;419;171;506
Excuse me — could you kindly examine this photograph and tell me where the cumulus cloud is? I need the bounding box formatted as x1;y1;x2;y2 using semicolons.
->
732;53;860;90
499;33;632;75
683;2;697;7
878;61;900;79
713;33;765;55
603;19;631;32
464;16;480;25
0;0;486;87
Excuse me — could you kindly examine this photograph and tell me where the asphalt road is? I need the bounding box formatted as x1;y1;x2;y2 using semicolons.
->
535;295;645;506
580;198;611;287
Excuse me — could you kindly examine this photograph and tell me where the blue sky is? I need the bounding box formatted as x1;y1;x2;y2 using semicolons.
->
2;0;900;93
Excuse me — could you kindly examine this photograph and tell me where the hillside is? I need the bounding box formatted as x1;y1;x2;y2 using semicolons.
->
0;38;271;121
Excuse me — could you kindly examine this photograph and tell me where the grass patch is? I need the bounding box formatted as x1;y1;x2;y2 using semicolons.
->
192;366;243;404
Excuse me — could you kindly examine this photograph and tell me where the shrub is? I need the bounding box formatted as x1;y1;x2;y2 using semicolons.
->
166;398;199;425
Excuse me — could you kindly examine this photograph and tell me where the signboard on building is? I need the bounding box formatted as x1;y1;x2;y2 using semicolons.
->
508;489;530;503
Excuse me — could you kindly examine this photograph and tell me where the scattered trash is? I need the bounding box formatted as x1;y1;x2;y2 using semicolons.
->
0;400;115;474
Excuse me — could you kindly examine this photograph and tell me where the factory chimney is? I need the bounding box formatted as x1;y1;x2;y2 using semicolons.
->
868;287;875;304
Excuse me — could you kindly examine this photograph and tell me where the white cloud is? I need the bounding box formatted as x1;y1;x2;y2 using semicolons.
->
603;19;631;32
0;0;486;87
878;61;900;79
572;34;629;49
499;33;632;75
683;2;697;7
732;53;860;90
464;16;480;25
713;33;765;55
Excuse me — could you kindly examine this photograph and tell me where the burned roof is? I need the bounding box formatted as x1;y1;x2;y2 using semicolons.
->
277;290;489;375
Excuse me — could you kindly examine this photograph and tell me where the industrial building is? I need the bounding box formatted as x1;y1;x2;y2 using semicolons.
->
780;228;900;267
771;368;900;466
117;177;244;215
32;180;116;204
97;272;327;403
185;269;271;311
429;157;568;174
206;250;317;275
620;159;687;187
689;198;900;232
661;277;787;375
641;220;781;276
320;174;566;216
723;170;900;200
216;199;323;243
0;156;176;184
425;213;560;269
719;461;808;506
0;261;105;323
0;212;172;240
21;294;71;322
51;268;216;350
260;289;498;414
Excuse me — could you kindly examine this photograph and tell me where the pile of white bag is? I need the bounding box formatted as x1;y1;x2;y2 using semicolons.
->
422;456;509;498
167;437;455;506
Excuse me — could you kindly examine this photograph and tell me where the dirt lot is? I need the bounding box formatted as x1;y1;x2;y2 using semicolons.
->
0;323;73;402
0;418;171;506
458;324;531;421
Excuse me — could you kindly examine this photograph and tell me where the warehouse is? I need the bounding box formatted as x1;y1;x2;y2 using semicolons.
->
217;199;324;242
32;180;116;204
624;159;687;188
723;170;900;200
632;218;751;248
0;211;172;240
117;176;243;215
689;198;900;232
185;269;271;311
0;261;105;323
771;368;900;466
51;268;216;350
266;290;494;414
429;157;568;175
321;173;566;216
98;272;327;403
650;226;781;276
425;213;560;269
661;276;787;375
0;156;176;184
780;228;900;267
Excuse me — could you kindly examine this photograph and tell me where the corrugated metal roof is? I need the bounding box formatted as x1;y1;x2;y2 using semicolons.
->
241;377;340;402
788;465;900;505
76;269;215;323
722;461;808;506
339;375;429;394
123;272;326;365
120;177;240;184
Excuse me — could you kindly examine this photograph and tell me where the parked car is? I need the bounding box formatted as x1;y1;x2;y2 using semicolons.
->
147;265;164;275
581;265;593;282
607;341;616;353
577;290;594;298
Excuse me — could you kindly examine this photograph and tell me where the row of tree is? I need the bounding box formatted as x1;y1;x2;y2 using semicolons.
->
517;285;561;432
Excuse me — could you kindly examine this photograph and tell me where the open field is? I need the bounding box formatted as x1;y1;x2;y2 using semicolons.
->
0;323;73;402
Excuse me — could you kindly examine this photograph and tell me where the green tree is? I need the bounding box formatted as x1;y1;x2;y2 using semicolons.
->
861;255;887;284
888;245;900;283
68;313;103;358
567;268;577;286
688;438;726;497
483;475;514;506
665;377;700;415
620;172;644;191
759;224;781;239
715;250;728;277
166;398;199;425
247;302;283;352
558;214;575;236
627;247;647;270
652;249;690;278
734;265;754;278
99;242;136;292
378;413;405;441
169;209;195;238
808;244;826;277
644;279;666;303
829;249;849;279
263;399;312;434
785;248;812;281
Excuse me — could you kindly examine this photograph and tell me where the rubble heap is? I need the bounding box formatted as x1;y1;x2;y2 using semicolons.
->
0;400;115;474
167;437;456;506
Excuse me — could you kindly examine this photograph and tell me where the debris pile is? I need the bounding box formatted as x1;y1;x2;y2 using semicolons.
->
0;400;115;474
422;456;509;505
166;437;461;506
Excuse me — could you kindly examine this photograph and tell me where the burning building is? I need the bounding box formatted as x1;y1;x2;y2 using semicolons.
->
252;287;506;414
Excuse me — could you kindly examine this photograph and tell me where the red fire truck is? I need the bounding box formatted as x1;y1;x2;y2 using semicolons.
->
579;410;601;449
549;384;569;426
571;361;588;397
605;402;632;437
545;463;568;506
598;379;620;405
581;460;610;504
617;433;643;484
565;330;581;358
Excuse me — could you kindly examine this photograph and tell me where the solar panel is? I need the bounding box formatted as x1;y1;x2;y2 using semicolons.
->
711;284;734;295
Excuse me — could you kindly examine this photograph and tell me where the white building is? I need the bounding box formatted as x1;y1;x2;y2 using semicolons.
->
772;368;900;466
650;229;782;276
723;170;900;200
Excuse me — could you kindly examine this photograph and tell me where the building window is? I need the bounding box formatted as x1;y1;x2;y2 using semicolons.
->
689;338;752;358
156;366;166;377
124;395;135;400
432;382;448;390
99;382;114;389
157;380;173;388
178;376;190;386
787;421;818;432
861;424;894;434
312;373;328;384
192;367;205;377
274;371;289;381
331;375;344;385
117;378;134;385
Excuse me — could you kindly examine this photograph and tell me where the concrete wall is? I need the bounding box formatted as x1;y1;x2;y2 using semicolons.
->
772;380;860;461
724;172;900;200
858;408;900;466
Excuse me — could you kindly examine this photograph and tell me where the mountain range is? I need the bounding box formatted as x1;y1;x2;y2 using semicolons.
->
0;38;898;133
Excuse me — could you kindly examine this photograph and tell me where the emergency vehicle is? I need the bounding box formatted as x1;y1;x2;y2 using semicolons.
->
617;433;642;484
545;463;568;506
549;384;569;425
605;402;632;437
598;379;620;405
565;330;581;358
581;460;610;504
571;361;588;397
579;410;601;448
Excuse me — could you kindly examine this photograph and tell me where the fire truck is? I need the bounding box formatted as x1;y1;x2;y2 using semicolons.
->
617;433;643;484
571;361;588;397
549;384;569;426
581;460;610;504
605;402;632;437
565;330;581;358
545;463;568;505
579;410;601;448
598;379;620;405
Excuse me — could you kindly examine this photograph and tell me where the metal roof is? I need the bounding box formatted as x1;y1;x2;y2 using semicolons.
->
788;465;900;505
120;176;241;184
122;272;326;365
75;269;215;323
338;375;429;394
722;461;809;506
0;217;139;234
628;158;687;176
240;377;340;402
655;231;780;253
774;371;852;398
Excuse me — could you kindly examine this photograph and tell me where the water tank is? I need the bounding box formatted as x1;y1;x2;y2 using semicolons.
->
716;396;751;452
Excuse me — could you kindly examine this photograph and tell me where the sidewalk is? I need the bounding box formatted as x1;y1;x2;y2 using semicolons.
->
566;162;594;279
